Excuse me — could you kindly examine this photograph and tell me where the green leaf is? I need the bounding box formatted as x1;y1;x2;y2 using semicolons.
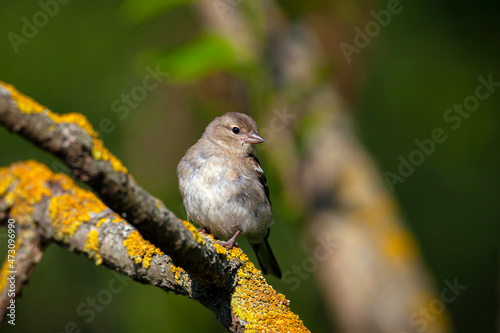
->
147;35;244;83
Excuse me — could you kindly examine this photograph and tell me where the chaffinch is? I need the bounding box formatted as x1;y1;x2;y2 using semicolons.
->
177;112;281;278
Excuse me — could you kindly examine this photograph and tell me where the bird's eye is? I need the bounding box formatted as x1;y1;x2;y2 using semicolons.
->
232;127;240;134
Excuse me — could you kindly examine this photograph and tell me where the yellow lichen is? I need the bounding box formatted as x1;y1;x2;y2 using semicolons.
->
2;82;128;174
347;194;420;267
1;161;52;224
51;173;74;191
0;240;18;293
55;113;98;138
53;113;128;174
181;220;205;245
0;261;8;293
382;227;419;265
49;194;87;241
202;233;228;255
171;264;191;287
0;169;14;197
111;216;122;223
91;139;128;174
44;168;111;243
0;257;11;294
2;82;47;114
230;247;309;332
85;229;102;265
48;181;109;243
123;230;164;269
96;217;108;228
214;240;228;255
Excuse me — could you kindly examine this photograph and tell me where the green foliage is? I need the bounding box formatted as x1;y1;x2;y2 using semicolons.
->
119;0;194;24
146;35;243;83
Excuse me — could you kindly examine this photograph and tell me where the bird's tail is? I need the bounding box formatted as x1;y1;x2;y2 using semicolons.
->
250;238;282;279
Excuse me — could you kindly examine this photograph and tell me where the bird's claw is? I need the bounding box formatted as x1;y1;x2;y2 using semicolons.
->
219;230;241;250
197;227;209;234
219;239;238;250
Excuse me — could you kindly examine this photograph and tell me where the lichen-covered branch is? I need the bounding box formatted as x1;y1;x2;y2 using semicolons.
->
0;82;231;285
0;160;309;332
0;219;44;320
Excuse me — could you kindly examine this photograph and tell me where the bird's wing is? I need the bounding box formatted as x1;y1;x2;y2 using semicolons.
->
248;153;271;206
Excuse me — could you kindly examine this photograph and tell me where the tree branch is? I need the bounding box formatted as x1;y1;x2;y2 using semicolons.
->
0;160;308;331
0;217;45;321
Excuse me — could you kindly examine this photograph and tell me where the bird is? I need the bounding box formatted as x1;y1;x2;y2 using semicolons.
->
177;112;282;278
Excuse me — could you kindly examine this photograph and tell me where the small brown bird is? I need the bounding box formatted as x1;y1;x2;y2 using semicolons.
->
177;112;281;278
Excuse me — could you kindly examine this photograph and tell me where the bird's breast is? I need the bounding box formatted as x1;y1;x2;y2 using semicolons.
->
179;155;272;240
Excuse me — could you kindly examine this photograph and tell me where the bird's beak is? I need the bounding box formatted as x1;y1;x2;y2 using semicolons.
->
243;131;265;144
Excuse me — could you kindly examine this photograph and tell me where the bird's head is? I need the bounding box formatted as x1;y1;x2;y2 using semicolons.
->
203;112;265;154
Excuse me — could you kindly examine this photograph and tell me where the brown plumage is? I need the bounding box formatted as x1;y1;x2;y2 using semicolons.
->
177;112;281;278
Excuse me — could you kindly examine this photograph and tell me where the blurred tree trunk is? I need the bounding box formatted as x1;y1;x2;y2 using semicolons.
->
196;1;451;332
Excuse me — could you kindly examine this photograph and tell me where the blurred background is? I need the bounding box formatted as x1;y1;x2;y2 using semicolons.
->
0;0;498;332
